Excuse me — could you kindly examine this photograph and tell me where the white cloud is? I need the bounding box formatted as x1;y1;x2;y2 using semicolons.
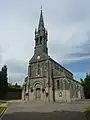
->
8;73;26;85
64;56;90;64
5;59;28;84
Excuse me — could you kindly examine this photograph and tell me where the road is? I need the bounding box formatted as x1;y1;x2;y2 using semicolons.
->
1;100;90;120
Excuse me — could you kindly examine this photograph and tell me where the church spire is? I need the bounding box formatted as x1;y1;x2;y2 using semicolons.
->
38;6;45;30
34;8;48;55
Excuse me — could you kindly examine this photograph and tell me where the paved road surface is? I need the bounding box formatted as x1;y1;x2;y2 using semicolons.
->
2;100;90;120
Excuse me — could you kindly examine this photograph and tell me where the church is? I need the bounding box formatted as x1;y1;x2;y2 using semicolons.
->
22;9;85;103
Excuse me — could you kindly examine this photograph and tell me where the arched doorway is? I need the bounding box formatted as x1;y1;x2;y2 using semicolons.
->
35;88;41;100
34;82;41;100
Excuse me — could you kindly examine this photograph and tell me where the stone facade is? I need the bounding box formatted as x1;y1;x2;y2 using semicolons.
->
22;9;85;103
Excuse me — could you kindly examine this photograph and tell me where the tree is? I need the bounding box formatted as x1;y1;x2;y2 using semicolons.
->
15;83;20;88
15;83;18;87
0;65;8;99
80;78;84;86
80;73;90;98
8;82;21;89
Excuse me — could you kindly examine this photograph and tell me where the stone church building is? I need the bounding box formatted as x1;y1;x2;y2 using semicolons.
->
22;9;84;103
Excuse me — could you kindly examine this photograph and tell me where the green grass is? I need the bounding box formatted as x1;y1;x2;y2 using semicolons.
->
86;106;90;112
0;107;6;114
85;106;90;120
0;101;7;115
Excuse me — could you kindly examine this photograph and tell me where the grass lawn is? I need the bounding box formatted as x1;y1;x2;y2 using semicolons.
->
0;101;7;115
85;106;90;120
0;107;6;114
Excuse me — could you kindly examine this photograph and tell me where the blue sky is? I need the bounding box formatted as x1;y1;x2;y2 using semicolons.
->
0;0;90;84
64;60;90;80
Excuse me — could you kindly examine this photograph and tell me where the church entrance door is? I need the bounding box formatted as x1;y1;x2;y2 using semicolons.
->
35;88;41;100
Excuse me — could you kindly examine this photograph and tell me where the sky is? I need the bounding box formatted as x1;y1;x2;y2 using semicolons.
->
0;0;90;85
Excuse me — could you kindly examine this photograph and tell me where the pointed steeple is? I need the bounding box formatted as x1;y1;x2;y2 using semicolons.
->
38;6;45;30
34;8;48;55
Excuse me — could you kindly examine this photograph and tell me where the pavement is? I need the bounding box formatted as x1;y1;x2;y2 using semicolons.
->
1;99;90;120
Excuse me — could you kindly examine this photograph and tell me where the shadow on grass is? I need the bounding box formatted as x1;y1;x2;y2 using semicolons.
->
2;111;87;120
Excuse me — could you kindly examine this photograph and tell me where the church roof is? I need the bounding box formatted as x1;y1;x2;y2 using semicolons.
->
50;57;73;75
72;79;82;85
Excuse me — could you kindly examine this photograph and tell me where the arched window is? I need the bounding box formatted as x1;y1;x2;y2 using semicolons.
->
40;36;42;44
57;80;60;90
60;79;63;90
37;64;40;75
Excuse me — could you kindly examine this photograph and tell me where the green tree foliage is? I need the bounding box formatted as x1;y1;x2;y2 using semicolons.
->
80;73;90;98
0;65;8;99
15;83;21;88
8;83;13;87
8;82;21;89
15;83;18;87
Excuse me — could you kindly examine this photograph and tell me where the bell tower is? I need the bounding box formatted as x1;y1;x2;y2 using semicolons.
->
34;8;48;55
